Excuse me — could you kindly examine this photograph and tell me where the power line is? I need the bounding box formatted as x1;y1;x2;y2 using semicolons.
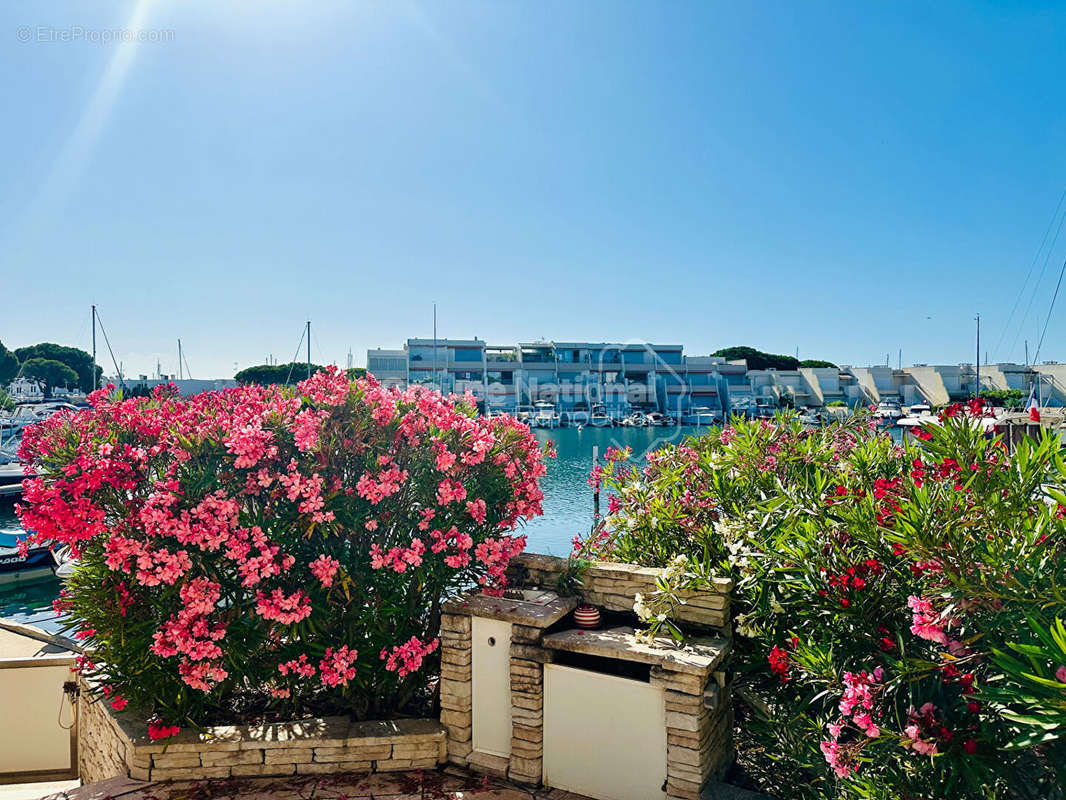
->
1009;194;1066;360
1033;256;1066;366
994;187;1066;359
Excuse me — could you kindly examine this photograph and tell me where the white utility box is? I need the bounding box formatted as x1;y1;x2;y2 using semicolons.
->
471;616;512;758
543;662;667;800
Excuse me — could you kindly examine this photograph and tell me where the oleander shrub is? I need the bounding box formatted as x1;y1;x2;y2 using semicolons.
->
582;404;1066;799
17;369;550;734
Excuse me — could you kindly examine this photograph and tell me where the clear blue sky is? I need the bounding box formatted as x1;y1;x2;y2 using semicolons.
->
3;0;1066;378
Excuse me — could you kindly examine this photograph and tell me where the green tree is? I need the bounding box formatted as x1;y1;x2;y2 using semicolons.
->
346;367;367;380
799;359;837;369
20;358;79;398
976;388;1025;409
14;343;100;393
234;363;325;386
711;346;800;371
0;388;13;412
0;341;19;385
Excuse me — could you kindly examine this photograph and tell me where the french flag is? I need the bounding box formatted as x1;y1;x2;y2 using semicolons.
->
1027;386;1041;423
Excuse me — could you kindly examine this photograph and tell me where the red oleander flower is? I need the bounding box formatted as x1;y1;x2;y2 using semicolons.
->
768;645;790;680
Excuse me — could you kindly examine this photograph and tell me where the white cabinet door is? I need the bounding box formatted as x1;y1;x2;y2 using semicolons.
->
544;664;667;800
471;616;512;758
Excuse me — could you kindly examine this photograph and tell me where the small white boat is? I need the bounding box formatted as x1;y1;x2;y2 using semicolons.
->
621;411;648;427
0;532;65;586
682;407;720;426
646;412;669;427
874;399;904;421
531;401;560;429
797;407;825;427
0;463;32;498
589;404;612;427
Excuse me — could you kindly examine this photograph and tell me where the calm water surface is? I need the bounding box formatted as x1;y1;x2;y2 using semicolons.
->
520;425;706;555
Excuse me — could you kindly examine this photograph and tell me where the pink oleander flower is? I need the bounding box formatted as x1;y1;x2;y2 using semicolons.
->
255;588;312;624
309;554;341;587
381;636;439;678
320;645;358;687
278;654;316;678
109;695;129;711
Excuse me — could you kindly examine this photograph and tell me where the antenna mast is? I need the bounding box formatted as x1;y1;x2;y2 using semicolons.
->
91;304;98;391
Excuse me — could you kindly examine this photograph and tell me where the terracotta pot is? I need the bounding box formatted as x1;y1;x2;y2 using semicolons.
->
573;604;601;629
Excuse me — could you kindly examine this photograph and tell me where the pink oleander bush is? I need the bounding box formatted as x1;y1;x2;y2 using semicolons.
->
582;402;1066;799
17;369;551;731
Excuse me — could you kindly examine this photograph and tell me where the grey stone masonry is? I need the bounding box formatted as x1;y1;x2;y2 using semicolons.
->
509;552;734;634
78;684;445;785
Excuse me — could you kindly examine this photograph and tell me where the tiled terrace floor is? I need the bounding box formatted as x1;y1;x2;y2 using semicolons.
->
35;768;593;800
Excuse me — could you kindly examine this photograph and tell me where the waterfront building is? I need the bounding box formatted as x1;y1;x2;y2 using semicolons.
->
368;339;718;419
5;377;45;403
366;339;1066;416
125;377;238;396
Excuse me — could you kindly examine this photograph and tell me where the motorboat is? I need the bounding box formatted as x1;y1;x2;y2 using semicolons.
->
874;399;905;421
0;532;66;587
797;407;826;427
531;401;560;429
681;407;720;426
0;464;28;498
621;411;648;427
646;412;668;427
589;404;612;427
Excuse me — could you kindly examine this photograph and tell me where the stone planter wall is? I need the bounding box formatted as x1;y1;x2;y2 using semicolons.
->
509;552;734;633
78;687;445;785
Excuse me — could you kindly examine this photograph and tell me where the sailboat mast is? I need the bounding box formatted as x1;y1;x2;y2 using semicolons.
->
975;314;981;398
178;339;183;380
91;304;97;391
433;303;438;392
306;320;311;379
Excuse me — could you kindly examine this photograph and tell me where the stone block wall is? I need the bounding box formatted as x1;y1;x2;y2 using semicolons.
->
509;553;734;632
78;687;445;785
439;612;473;767
659;672;733;800
508;623;545;784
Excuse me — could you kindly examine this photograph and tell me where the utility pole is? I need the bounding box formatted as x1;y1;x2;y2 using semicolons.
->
898;348;902;370
306;320;312;379
91;305;98;391
975;314;981;398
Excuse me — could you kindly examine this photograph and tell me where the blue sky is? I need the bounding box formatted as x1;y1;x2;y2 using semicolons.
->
3;1;1066;378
